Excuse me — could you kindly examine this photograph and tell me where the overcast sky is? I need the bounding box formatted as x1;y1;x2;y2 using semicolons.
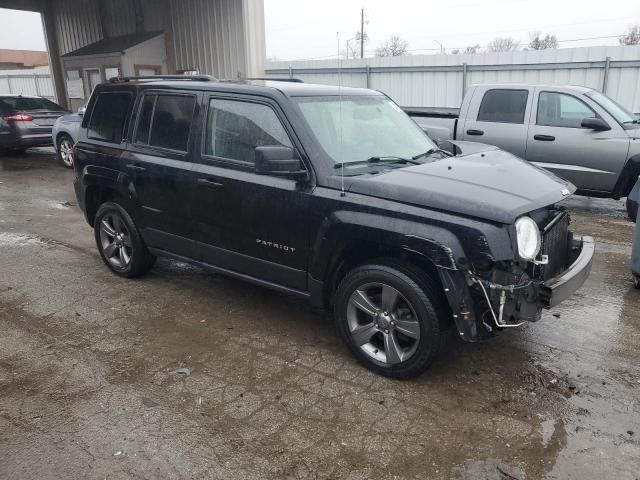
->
266;0;640;60
1;0;639;59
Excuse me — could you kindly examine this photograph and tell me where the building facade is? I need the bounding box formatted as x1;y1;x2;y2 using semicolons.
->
0;0;266;109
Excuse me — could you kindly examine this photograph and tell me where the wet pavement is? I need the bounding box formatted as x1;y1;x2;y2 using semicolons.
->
1;149;639;480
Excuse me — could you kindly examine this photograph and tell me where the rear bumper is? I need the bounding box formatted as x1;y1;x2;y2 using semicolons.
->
0;131;53;148
539;236;595;308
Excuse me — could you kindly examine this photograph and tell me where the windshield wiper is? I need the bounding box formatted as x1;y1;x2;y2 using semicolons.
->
412;148;451;160
623;118;640;125
334;156;419;169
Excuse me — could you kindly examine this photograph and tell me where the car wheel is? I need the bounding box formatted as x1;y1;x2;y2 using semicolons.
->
94;201;156;278
57;134;74;168
334;261;443;379
626;197;638;222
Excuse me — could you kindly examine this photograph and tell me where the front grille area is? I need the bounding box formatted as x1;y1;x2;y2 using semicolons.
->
541;211;570;279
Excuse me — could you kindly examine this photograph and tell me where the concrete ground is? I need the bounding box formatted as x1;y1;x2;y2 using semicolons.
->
0;149;639;480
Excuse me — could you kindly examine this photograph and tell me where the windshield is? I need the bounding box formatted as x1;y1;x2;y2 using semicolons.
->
295;95;436;166
586;92;638;127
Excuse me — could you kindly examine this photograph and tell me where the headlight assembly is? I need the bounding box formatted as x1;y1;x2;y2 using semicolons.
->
515;216;541;261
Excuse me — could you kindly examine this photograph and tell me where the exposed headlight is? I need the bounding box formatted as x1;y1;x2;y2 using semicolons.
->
515;216;541;261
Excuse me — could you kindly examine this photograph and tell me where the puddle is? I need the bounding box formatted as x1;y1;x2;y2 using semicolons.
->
540;417;557;448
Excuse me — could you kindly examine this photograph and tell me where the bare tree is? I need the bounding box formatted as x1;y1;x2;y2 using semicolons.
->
487;37;519;52
528;31;559;50
451;45;481;55
343;39;359;59
375;35;409;57
619;25;640;45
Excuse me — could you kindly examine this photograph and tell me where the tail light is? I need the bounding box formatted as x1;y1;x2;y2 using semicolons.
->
3;113;33;122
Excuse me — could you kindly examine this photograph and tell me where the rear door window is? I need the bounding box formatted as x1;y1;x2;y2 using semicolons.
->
87;91;133;143
477;89;528;124
134;93;195;152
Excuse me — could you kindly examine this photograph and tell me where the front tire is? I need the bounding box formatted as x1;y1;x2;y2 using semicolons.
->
94;202;155;278
627;197;638;222
57;134;74;168
334;262;443;379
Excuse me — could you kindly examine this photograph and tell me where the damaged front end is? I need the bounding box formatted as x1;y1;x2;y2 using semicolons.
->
438;207;595;342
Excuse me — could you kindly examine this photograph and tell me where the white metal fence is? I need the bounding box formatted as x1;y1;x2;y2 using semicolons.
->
0;67;55;99
265;45;640;113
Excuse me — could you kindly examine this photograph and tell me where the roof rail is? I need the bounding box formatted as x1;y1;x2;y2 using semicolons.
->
109;74;218;83
245;77;304;83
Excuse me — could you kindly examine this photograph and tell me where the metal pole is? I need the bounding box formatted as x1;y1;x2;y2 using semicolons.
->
360;8;365;59
366;65;371;88
34;73;41;96
41;1;68;108
602;56;611;93
462;62;468;100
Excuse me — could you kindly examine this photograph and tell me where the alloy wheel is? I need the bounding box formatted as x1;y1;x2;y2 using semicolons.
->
346;282;421;365
99;213;133;269
59;138;74;167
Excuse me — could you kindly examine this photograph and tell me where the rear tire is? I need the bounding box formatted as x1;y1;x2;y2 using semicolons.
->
57;134;74;168
94;201;155;278
627;197;638;222
333;261;444;379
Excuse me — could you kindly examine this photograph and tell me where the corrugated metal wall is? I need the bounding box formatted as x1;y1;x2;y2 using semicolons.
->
53;0;103;56
265;45;640;113
169;0;247;78
48;0;265;78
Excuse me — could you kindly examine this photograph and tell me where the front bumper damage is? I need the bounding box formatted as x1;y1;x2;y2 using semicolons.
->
438;235;595;342
539;236;595;308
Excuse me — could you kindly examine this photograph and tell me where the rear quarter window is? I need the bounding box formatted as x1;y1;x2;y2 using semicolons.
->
477;89;528;124
87;91;133;143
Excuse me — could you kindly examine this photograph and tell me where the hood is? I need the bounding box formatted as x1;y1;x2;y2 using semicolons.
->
344;147;575;224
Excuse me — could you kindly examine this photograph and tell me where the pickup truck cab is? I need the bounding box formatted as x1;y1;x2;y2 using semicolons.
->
409;84;640;220
73;76;594;378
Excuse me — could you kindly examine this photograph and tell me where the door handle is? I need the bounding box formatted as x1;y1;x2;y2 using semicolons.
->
197;178;224;188
534;134;555;141
466;129;484;136
125;163;147;173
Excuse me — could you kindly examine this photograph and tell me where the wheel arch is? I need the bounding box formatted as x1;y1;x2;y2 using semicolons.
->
612;153;640;199
311;211;463;309
55;130;73;150
80;167;132;227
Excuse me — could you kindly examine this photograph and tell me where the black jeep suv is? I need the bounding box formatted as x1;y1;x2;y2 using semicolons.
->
73;76;594;378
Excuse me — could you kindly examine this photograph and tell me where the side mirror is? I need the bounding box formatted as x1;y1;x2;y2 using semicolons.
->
78;106;86;116
581;117;610;131
255;146;308;180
